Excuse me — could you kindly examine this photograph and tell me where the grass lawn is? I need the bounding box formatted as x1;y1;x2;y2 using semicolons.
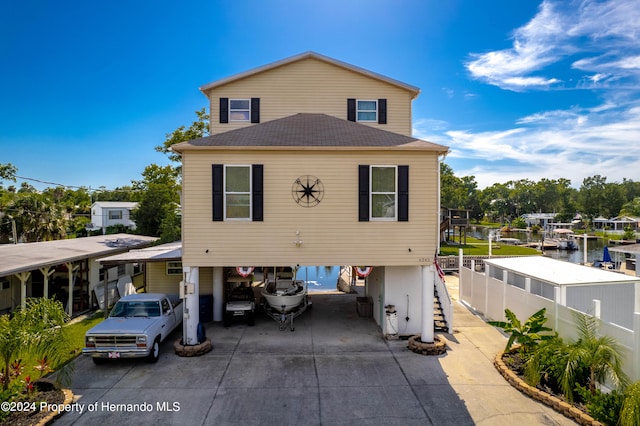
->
14;312;104;383
439;236;540;256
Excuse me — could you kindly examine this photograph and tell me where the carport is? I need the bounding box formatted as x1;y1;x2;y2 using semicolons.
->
97;241;183;317
0;234;157;316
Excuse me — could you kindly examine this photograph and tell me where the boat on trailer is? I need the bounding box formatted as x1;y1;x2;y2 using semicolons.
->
261;267;310;331
261;279;308;314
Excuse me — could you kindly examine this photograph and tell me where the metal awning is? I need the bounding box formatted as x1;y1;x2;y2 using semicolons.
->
98;241;182;265
0;234;159;277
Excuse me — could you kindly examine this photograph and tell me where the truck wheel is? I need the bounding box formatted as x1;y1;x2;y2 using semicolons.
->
147;337;160;363
246;312;255;326
92;357;107;365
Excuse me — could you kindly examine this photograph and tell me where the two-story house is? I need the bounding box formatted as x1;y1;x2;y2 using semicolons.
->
173;52;449;345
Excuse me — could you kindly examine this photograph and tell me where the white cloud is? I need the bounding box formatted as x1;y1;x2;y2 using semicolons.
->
465;0;568;90
415;99;640;188
466;0;640;91
452;0;640;188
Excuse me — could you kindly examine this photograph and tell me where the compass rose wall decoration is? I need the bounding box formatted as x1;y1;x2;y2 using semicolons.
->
292;175;324;207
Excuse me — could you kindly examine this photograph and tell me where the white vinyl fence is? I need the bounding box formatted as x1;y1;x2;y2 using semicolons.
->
460;259;640;382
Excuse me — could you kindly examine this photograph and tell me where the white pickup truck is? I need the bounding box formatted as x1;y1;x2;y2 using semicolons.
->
83;293;183;364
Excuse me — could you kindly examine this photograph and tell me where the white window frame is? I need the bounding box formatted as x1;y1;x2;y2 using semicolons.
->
370;165;397;221
229;99;250;122
166;261;183;276
357;100;377;122
224;165;252;220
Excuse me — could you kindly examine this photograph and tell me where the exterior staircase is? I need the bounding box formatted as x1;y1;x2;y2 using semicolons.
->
433;285;449;332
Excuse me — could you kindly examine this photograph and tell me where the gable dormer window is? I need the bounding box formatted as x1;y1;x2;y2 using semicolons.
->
357;100;377;122
220;98;260;123
229;99;250;121
347;99;387;124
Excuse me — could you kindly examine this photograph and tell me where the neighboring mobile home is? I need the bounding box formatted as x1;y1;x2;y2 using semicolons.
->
89;201;139;234
173;52;449;345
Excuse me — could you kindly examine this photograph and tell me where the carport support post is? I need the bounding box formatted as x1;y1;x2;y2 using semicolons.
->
182;266;200;345
421;265;435;343
17;271;30;309
39;266;54;299
213;267;223;322
66;262;79;316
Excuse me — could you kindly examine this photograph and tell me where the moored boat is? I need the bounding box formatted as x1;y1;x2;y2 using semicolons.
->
547;229;579;250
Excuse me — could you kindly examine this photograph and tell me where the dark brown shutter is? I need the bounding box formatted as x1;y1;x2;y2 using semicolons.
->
250;98;260;123
398;165;409;221
347;99;356;122
358;165;369;221
378;99;387;124
252;164;263;221
212;164;224;221
219;98;229;123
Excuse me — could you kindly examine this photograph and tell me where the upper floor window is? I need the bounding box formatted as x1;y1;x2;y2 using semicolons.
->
357;100;377;122
219;98;260;123
229;99;250;121
108;210;123;220
225;165;252;220
347;98;387;124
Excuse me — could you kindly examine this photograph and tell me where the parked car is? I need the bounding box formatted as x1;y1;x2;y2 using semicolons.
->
83;293;183;364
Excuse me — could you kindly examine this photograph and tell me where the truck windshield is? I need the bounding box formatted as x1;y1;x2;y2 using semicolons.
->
110;301;161;317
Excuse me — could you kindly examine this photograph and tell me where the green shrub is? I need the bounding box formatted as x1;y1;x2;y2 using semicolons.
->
525;312;628;403
576;385;623;426
620;382;640;426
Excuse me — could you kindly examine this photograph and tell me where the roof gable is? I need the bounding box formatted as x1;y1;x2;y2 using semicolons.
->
92;202;138;209
172;113;448;153
199;52;420;98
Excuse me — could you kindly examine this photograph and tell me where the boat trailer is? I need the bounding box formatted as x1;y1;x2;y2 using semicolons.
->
262;296;311;331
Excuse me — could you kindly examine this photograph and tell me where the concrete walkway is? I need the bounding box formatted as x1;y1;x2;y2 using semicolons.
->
55;275;576;425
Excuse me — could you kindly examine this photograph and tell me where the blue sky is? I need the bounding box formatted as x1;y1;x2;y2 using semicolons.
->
2;0;639;191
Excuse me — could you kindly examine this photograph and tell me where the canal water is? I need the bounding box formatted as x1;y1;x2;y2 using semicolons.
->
297;228;621;291
468;226;615;265
297;265;341;292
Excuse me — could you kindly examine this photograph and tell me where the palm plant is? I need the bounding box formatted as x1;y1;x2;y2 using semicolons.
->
572;312;629;396
0;298;71;390
488;308;555;356
525;312;629;402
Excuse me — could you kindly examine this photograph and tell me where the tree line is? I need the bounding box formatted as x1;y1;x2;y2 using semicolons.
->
0;164;181;244
441;163;640;225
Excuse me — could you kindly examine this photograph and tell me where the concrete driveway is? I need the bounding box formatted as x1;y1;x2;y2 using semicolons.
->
54;280;576;425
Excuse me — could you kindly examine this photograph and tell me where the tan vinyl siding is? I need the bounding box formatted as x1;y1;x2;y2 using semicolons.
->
146;263;214;296
146;263;182;295
181;150;439;267
205;58;414;136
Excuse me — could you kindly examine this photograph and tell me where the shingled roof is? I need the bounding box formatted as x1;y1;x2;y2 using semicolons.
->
172;113;448;153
